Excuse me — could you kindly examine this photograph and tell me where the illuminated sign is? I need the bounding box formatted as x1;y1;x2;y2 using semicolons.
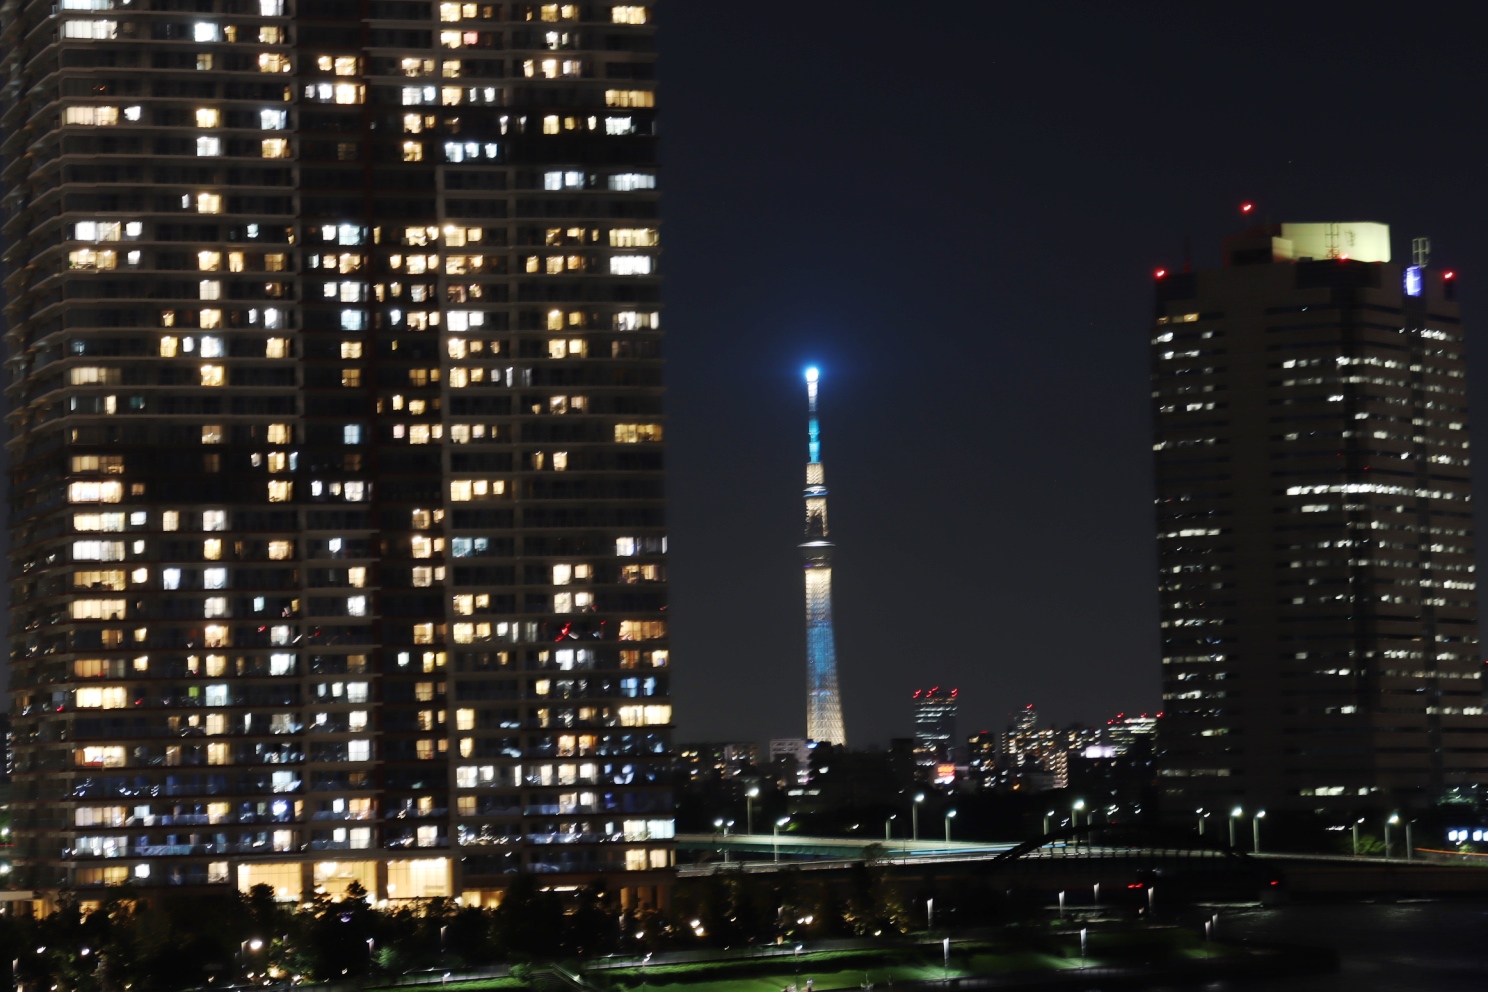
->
1405;265;1422;297
933;763;956;785
1447;828;1488;843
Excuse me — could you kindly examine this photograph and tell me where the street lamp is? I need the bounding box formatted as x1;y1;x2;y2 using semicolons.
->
885;813;896;841
912;793;925;841
944;809;957;842
1252;810;1265;854
1043;810;1054;835
241;938;264;974
1385;813;1400;859
1352;817;1364;856
1406;819;1415;862
773;816;790;862
1196;808;1206;837
746;786;760;835
1072;799;1085;830
1229;807;1243;848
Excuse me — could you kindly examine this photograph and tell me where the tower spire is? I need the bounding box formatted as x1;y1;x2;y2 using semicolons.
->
801;367;846;745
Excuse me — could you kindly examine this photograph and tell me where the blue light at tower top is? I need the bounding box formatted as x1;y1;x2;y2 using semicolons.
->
804;366;821;458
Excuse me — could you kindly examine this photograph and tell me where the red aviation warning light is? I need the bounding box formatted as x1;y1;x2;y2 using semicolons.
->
1241;202;1254;214
1155;268;1167;279
1444;271;1456;280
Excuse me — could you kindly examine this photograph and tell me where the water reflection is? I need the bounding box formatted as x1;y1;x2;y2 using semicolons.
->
1162;902;1488;992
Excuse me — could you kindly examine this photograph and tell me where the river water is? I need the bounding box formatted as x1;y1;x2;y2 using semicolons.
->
1155;902;1488;992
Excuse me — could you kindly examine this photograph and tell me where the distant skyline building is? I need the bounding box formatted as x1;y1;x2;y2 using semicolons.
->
911;687;958;771
1151;222;1488;813
801;369;846;744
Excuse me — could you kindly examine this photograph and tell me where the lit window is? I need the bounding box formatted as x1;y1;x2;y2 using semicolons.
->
608;173;656;191
402;141;424;162
200;364;225;387
609;255;654;276
63;106;120;126
195;108;221;128
196;136;221;156
612;5;649;24
605;89;655;109
262;138;290;158
196;193;222;214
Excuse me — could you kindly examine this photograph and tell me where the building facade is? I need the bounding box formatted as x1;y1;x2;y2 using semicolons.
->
1151;223;1488;814
3;0;672;908
910;687;956;773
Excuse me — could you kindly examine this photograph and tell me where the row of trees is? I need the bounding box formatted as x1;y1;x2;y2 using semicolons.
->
0;863;915;992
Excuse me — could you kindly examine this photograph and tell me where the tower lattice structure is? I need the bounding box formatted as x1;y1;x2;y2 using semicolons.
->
801;369;845;744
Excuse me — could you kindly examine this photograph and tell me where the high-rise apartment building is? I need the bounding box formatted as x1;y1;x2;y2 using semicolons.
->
1151;222;1488;814
2;0;672;909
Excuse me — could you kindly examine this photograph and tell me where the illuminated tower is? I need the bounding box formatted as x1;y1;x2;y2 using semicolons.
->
801;368;846;744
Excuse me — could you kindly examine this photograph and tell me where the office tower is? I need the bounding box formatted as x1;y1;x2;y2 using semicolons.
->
1151;222;1488;814
1103;713;1157;757
800;368;845;744
911;687;957;771
3;1;672;909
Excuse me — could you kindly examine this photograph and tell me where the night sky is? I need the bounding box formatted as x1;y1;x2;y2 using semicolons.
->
656;2;1488;746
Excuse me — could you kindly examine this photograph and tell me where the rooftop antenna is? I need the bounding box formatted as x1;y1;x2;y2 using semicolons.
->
1325;223;1341;260
1412;237;1431;268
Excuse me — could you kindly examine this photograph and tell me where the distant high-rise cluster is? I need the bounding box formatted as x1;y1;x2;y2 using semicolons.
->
4;0;673;910
801;368;846;745
1150;222;1488;812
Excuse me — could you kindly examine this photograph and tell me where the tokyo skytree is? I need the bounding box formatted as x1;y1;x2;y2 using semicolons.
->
801;368;846;745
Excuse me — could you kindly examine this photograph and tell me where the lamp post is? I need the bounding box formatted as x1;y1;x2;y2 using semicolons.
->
912;793;925;841
714;818;734;864
1196;808;1206;837
1043;810;1054;835
1352;818;1364;856
1385;813;1399;859
944;809;956;843
1072;799;1085;830
240;938;263;976
1252;810;1265;854
746;786;760;836
1229;807;1242;848
885;813;896;841
773;816;790;862
1406;819;1415;862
